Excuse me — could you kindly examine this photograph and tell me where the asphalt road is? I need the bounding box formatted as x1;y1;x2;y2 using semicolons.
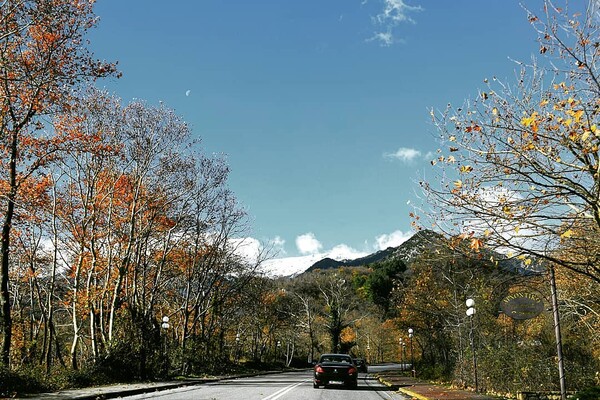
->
121;366;409;400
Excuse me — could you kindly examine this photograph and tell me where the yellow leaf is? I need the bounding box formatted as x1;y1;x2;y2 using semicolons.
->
582;131;591;141
492;107;498;115
560;229;574;239
454;180;463;189
521;116;533;127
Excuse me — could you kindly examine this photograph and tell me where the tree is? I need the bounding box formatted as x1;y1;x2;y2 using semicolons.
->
316;272;359;353
0;0;117;367
423;1;600;285
285;273;324;363
361;258;406;315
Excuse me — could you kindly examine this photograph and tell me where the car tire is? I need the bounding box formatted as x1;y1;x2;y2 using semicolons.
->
313;382;319;388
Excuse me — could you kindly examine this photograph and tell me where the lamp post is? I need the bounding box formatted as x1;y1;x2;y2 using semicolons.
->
235;333;240;363
466;298;478;393
408;328;415;377
366;336;371;364
161;316;170;376
402;341;407;372
399;338;404;369
276;340;281;364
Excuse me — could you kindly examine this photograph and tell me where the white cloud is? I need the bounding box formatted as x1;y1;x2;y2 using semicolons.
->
231;235;287;264
269;235;286;257
377;0;422;24
329;244;368;260
368;30;395;46
232;237;261;262
368;0;423;46
385;147;422;163
296;232;323;255
263;229;418;276
271;235;285;249
374;230;412;250
261;244;369;277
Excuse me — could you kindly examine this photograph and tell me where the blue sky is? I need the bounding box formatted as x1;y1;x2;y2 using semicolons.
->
88;1;543;262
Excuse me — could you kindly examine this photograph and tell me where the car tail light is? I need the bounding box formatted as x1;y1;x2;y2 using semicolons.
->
315;366;325;373
348;366;357;374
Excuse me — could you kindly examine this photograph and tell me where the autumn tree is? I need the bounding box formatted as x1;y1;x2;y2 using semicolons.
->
423;1;600;285
0;0;117;366
314;271;361;353
554;220;600;361
286;274;323;363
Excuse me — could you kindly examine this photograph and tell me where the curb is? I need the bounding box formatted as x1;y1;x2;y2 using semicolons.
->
377;376;429;400
396;387;430;400
24;369;308;400
24;379;214;400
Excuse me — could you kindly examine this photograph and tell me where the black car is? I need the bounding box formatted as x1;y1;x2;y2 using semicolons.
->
353;358;367;373
313;353;358;389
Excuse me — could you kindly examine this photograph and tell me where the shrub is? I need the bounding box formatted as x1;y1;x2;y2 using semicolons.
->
0;366;47;397
571;386;600;400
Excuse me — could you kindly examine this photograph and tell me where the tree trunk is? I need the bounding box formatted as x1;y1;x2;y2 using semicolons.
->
0;130;18;367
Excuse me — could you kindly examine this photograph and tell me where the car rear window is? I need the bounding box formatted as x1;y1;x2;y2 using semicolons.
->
320;356;352;363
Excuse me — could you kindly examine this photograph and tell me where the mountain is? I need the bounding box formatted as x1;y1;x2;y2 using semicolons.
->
261;229;536;278
390;229;447;264
304;229;446;273
304;247;396;273
259;246;369;277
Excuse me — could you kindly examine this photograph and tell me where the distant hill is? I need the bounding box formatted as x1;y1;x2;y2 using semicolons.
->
389;229;447;264
301;229;537;275
304;229;446;273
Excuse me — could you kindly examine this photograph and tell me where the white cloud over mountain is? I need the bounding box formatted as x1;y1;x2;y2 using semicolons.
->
296;232;323;255
375;230;413;249
261;244;369;277
259;230;414;277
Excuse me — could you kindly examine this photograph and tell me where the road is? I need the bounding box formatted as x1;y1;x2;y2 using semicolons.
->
122;365;409;400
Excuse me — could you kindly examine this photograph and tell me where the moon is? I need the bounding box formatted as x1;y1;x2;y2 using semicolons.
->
185;90;191;97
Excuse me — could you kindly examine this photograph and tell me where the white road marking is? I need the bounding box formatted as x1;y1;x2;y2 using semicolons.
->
262;379;310;400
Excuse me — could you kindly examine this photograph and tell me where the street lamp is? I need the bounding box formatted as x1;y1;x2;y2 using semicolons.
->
408;328;415;377
399;338;403;369
366;336;371;364
402;341;407;372
276;340;282;364
235;333;240;363
466;298;478;393
161;316;170;376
